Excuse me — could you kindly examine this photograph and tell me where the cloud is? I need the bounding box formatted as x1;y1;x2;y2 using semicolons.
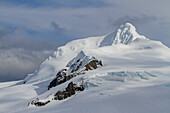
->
111;15;157;27
51;22;66;33
0;48;53;81
0;27;56;82
0;0;111;8
0;26;9;39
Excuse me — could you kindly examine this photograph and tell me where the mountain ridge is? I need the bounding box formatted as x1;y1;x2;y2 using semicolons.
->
24;23;169;84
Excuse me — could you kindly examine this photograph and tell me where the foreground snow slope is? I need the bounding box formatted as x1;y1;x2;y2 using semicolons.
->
1;23;170;113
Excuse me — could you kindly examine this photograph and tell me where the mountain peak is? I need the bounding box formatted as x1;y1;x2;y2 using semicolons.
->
99;23;147;47
76;50;86;59
120;23;136;31
66;50;95;72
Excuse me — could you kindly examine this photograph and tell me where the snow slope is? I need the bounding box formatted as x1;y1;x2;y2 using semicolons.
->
1;23;170;113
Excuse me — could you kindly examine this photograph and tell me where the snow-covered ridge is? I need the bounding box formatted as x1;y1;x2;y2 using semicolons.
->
24;22;170;84
48;51;103;90
100;23;147;47
66;51;101;74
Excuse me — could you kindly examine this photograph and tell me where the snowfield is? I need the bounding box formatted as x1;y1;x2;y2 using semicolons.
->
1;23;170;113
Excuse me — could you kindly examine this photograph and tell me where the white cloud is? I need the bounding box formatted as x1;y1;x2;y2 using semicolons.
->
0;48;53;81
0;27;56;81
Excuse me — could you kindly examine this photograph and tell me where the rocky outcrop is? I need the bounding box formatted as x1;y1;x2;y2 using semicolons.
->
48;60;102;90
85;60;103;71
48;69;83;90
48;69;70;90
28;51;103;107
28;98;50;107
48;51;103;90
54;81;84;100
29;81;84;107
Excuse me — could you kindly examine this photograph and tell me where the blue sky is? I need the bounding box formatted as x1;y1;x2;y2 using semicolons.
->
0;0;170;81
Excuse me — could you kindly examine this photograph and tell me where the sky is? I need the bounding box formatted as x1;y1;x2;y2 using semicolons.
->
0;0;170;82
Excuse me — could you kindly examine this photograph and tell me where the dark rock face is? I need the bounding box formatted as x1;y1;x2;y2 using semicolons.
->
48;69;77;90
23;81;26;84
54;81;84;101
48;59;103;90
48;69;66;90
29;81;84;107
28;99;50;107
85;60;103;71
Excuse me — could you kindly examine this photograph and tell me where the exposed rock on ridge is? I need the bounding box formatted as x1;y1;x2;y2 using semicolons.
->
29;81;84;107
48;51;103;90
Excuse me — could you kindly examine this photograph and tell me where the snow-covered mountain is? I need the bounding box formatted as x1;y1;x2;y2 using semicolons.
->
100;23;147;46
1;23;170;113
23;23;169;84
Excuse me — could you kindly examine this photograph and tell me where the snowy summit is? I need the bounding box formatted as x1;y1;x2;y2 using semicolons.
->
100;23;147;46
1;23;170;113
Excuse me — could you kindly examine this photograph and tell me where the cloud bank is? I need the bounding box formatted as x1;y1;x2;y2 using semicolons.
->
0;27;56;81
